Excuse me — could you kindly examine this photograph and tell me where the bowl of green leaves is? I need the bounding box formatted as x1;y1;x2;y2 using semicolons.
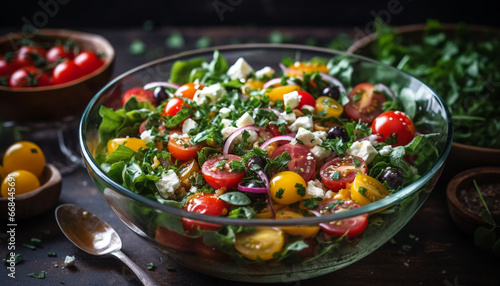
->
347;20;500;179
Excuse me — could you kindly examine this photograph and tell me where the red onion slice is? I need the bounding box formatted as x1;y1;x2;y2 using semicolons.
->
319;73;346;94
256;169;276;218
222;125;261;154
374;83;396;100
237;182;268;194
263;78;299;89
143;81;180;90
259;135;295;150
255;107;281;118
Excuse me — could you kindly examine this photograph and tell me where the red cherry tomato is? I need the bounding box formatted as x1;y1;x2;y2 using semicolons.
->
46;45;76;63
313;200;368;239
201;154;246;190
52;60;84;85
182;193;229;232
16;46;46;66
0;57;21;76
164;97;185;116
9;66;51;87
168;131;202;161
296;91;316;109
270;143;316;181
371;111;416;146
74;51;103;75
174;82;205;100
122;87;156;106
344;83;386;124
319;155;368;192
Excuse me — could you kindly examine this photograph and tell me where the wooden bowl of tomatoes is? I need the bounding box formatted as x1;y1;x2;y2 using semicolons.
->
0;29;115;122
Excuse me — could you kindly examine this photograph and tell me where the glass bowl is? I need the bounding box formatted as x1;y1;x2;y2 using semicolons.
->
79;44;453;283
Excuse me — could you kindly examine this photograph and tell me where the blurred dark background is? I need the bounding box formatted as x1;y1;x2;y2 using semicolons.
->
2;0;500;30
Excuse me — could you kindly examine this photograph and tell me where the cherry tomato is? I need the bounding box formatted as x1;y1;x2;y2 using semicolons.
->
234;227;285;261
1;170;40;197
266;85;300;102
46;45;76;63
296;91;316;109
371;111;416;146
201;154;245;190
52;60;84;85
0;57;20;76
178;158;200;188
164;97;185;116
276;209;320;238
174;82;205;99
313;200;368;239
350;173;389;206
155;226;194;253
182;193;229;232
269;171;307;204
74;51;103;75
168;131;202;161
270;143;316;181
122;87;156;106
344;83;386;124
106;138;147;155
315;96;343;117
2;141;46;177
9;66;51;87
16;46;46;66
285;61;329;77
319;155;368;192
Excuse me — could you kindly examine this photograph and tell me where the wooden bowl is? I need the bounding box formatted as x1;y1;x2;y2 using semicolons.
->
346;23;500;180
0;29;115;122
446;167;500;237
0;164;62;220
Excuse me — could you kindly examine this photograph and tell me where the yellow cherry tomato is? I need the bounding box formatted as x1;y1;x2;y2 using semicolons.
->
285;61;329;77
1;170;40;197
276;210;320;238
2;141;45;177
265;85;300;102
0;165;6;182
315;96;343;117
244;79;264;91
269;171;307;205
234;227;285;261
350;173;390;206
107;138;148;155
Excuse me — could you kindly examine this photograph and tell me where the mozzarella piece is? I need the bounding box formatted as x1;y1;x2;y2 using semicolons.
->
346;140;378;164
288;116;313;132
235;112;255;128
182;118;198;134
227;57;254;80
283;91;300;109
155;169;181;199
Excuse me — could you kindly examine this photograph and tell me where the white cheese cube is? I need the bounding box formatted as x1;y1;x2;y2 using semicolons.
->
310;145;332;162
182;118;198;134
255;66;275;79
292;127;323;147
221;126;238;140
283;91;300;109
235;112;255;128
288;116;313;132
379;145;393;156
193;83;227;105
140;129;153;144
305;180;329;199
219;107;232;119
280;110;296;123
227;57;254;80
64;255;75;267
155;169;181;199
346;140;378;164
221;119;233;128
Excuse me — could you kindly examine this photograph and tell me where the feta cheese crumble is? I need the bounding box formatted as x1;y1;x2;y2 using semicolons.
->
227;57;254;80
140;129;153;144
288;116;313;132
182;118;198;134
346;140;378;164
283;91;300;109
193;83;227;105
255;66;275;79
235;112;255;128
155;169;181;199
292;127;326;147
64;255;75;267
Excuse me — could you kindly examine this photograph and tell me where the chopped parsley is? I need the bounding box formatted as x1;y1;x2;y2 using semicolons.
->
295;183;306;196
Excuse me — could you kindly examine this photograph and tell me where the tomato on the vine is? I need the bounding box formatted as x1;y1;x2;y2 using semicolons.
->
0;57;20;76
52;60;84;85
174;82;205;99
182;193;229;232
344;83;386;123
122;87;156;106
46;45;76;63
74;51;103;75
313;200;368;239
371;111;415;146
9;66;51;87
319;155;368;192
201;154;245;190
16;46;46;66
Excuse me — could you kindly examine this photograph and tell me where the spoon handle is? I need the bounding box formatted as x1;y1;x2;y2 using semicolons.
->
110;250;159;286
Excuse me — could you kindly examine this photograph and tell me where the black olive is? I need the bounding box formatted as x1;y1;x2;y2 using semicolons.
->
378;167;404;190
154;86;168;105
322;86;340;101
327;126;348;141
246;156;266;170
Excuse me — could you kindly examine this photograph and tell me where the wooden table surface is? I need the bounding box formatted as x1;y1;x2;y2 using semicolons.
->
0;26;499;286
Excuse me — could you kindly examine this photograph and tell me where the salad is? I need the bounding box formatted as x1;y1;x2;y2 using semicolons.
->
95;50;439;263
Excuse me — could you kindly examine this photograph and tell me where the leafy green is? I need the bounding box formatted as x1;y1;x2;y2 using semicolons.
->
472;180;500;256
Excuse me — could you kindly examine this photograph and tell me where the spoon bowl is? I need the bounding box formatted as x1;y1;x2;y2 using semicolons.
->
55;204;158;286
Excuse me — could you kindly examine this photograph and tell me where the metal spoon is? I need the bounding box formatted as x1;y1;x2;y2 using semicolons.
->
55;204;157;286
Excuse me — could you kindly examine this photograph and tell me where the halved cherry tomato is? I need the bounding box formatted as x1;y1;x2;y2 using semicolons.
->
266;85;300;102
371;111;415;146
174;82;205;99
314;200;368;239
344;83;386;124
9;66;51;87
52;60;84;85
164;97;185;116
16;46;46;66
285;61;329;77
107;138;147;155
270;143;316;181
74;51;103;75
182;193;229;232
234;227;285;261
201;154;245;190
296;91;316;109
168;131;202;161
46;45;76;63
315;96;343;117
350;173;389;206
319;155;368;192
122;87;156;106
276;209;320;238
